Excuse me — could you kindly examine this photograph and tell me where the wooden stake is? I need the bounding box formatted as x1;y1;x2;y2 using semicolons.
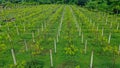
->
85;40;87;54
102;28;104;36
117;23;119;30
108;33;111;44
50;49;53;67
32;32;35;42
15;25;19;35
59;7;64;33
81;33;84;43
90;51;94;68
24;40;28;51
79;27;81;36
54;39;56;53
11;49;17;65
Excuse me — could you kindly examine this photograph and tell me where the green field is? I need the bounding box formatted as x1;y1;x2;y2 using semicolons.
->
0;5;120;68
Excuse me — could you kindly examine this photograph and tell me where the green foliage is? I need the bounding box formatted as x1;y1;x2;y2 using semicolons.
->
64;45;78;56
0;0;119;14
86;0;120;14
24;60;44;68
9;60;44;68
31;42;44;56
0;44;6;53
9;61;26;68
103;46;119;55
0;0;89;5
86;1;98;9
75;65;80;68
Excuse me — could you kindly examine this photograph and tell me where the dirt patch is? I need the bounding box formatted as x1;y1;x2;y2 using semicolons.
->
3;18;15;22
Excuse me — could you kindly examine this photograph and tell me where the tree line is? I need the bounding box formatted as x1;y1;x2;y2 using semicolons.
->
0;0;120;14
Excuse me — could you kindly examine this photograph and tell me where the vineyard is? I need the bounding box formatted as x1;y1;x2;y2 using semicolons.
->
0;5;120;68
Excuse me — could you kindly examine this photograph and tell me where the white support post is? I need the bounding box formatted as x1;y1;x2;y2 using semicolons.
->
50;49;53;67
90;51;94;68
15;25;19;35
11;49;17;65
85;40;87;54
54;39;57;53
108;33;111;44
81;33;84;43
32;32;35;42
117;23;119;30
102;28;104;36
17;28;19;36
79;27;81;36
24;40;28;51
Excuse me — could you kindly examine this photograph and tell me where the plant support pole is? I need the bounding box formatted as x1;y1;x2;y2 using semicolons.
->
117;23;119;30
32;32;35;42
54;39;57;53
50;49;53;67
11;49;17;65
24;40;28;51
90;51;94;68
82;33;84;43
108;33;111;44
85;40;87;54
79;27;81;36
102;28;104;36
